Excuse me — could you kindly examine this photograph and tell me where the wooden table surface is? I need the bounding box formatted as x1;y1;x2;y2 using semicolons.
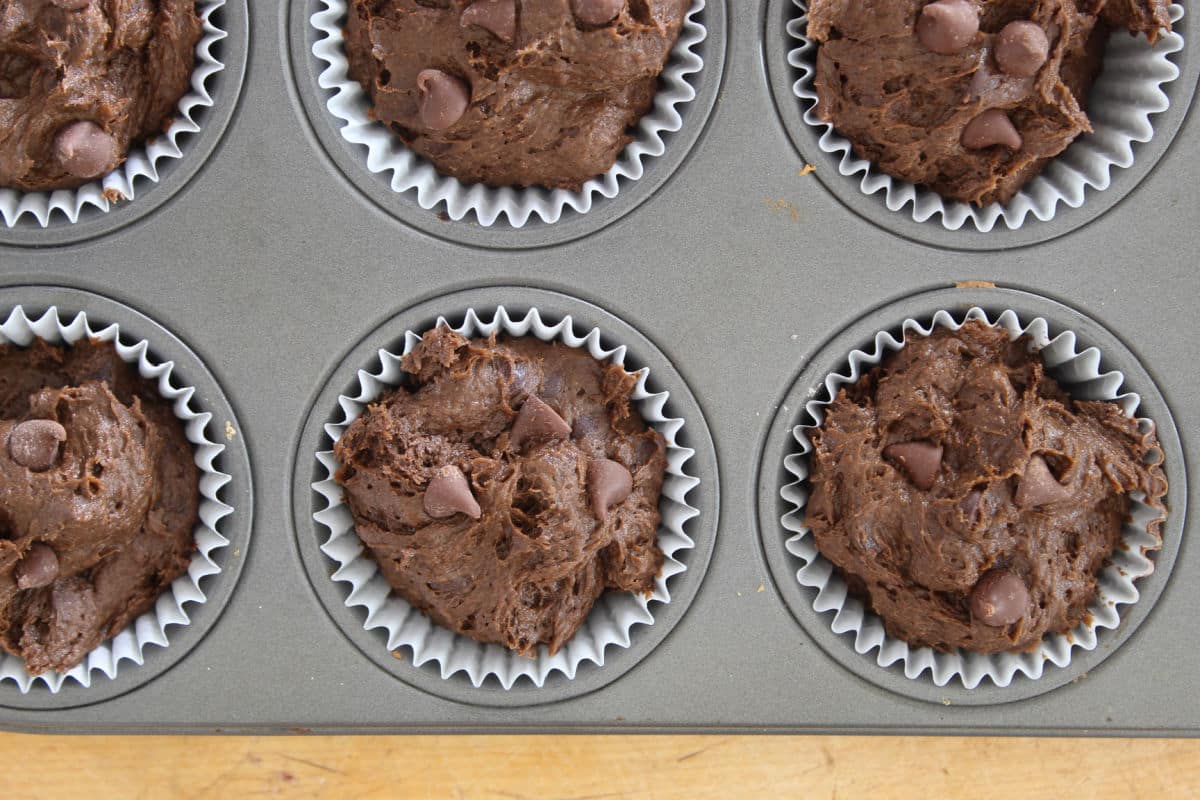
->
0;734;1196;798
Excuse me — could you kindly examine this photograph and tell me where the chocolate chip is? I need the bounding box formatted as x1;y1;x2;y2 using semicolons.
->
572;0;623;27
883;441;942;490
970;569;1030;626
588;458;632;521
994;21;1050;77
959;489;983;521
570;411;605;442
510;396;571;449
1015;455;1072;507
916;0;979;55
461;0;516;42
416;69;470;131
8;419;67;472
54;121;119;179
15;543;59;590
423;465;481;520
961;109;1022;150
52;0;92;8
51;580;94;626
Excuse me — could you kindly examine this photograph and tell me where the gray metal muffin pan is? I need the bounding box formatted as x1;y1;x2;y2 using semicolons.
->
0;0;1196;734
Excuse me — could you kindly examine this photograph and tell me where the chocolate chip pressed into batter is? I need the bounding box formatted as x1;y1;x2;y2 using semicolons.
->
334;327;667;657
804;321;1167;654
0;339;199;674
344;0;690;190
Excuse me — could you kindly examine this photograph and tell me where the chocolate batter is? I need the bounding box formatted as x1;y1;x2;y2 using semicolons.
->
0;340;199;674
345;0;689;190
807;0;1172;205
804;321;1167;654
0;0;201;192
335;327;667;656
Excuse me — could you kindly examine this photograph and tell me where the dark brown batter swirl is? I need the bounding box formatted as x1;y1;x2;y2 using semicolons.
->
0;0;201;192
0;340;199;674
335;328;666;656
345;0;689;190
807;0;1171;205
805;321;1167;654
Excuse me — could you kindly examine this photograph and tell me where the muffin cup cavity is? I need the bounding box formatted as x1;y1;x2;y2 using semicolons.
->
779;307;1166;689
311;306;700;689
0;305;233;693
785;1;1184;232
309;0;707;227
0;0;228;228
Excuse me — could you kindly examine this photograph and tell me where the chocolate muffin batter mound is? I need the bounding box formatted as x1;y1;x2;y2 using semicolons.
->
807;0;1171;205
804;321;1167;654
335;327;667;656
345;0;689;190
0;340;199;674
0;0;201;192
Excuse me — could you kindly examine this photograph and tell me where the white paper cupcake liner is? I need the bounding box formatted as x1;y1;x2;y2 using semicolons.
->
0;1;229;228
786;1;1184;231
312;306;699;689
780;307;1166;688
0;306;233;692
310;0;707;226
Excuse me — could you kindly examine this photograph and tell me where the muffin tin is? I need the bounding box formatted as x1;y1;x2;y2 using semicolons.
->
0;0;1196;734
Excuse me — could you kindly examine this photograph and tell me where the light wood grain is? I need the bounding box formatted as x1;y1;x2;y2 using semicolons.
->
0;734;1197;799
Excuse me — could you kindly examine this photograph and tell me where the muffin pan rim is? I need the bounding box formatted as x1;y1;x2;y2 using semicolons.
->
283;0;729;250
761;0;1198;252
0;0;1197;733
289;285;720;708
755;285;1187;707
0;285;255;712
0;0;251;250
